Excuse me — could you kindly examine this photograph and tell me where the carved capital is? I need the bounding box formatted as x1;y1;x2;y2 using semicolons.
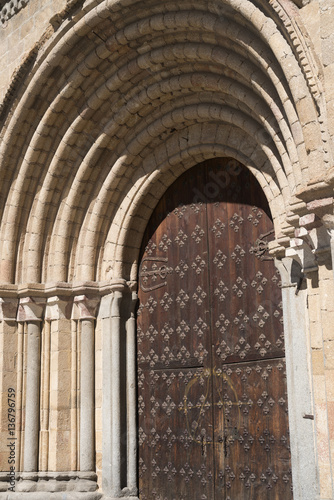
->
17;297;46;322
72;295;100;320
0;297;18;321
45;296;73;321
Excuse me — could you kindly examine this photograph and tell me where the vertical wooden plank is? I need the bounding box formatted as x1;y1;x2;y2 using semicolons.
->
206;160;292;500
137;165;214;500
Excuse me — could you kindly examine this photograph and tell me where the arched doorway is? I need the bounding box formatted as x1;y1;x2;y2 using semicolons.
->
137;158;293;499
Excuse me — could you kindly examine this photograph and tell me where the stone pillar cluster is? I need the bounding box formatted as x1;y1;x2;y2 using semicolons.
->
0;284;138;499
270;194;334;500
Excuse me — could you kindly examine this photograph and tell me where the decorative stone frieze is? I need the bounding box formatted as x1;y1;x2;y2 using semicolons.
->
0;0;29;27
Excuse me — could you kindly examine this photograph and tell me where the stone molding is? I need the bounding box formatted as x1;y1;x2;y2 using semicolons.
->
0;281;134;299
0;283;137;322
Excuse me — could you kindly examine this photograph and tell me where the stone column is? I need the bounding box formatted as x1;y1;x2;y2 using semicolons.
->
0;298;18;472
17;297;45;472
110;289;123;497
100;293;114;495
72;295;100;472
101;281;139;499
126;291;138;494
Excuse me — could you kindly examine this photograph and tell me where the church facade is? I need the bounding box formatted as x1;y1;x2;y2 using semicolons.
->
0;0;334;498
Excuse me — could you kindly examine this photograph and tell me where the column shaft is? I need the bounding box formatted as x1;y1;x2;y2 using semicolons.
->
80;318;95;471
127;292;138;492
23;321;41;472
111;291;122;496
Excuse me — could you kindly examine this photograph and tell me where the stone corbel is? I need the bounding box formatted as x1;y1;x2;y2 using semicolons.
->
305;198;334;267
0;297;18;321
282;198;334;274
286;236;318;274
45;295;73;320
306;197;334;232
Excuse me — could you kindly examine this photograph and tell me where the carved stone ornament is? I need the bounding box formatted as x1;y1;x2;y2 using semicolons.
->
0;0;29;27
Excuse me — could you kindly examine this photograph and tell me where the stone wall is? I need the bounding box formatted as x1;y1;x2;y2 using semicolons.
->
0;0;66;103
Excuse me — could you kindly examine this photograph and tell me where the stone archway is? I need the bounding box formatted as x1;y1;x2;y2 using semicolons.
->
0;1;331;499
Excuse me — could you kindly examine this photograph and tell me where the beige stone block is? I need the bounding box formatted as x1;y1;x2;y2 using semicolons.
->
321;7;334;41
326;370;334;401
316;403;330;463
95;405;102;422
95;387;102;409
327;401;334;440
331;439;334;476
300;1;321;56
308;292;321;323
95;370;103;393
310;321;323;350
319;463;333;499
312;349;325;375
313;374;327;402
322;33;334;67
320;277;334;311
322;310;334;341
96;451;102;470
49;390;59;410
324;340;334;369
96;430;102;451
319;264;334;283
48;429;71;472
0;448;10;470
324;64;334;102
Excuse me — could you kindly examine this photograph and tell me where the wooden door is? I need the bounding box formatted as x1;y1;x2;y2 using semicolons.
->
137;158;293;500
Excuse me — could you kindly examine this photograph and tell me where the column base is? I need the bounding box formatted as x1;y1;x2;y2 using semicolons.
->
0;471;101;498
103;498;139;500
0;494;102;500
